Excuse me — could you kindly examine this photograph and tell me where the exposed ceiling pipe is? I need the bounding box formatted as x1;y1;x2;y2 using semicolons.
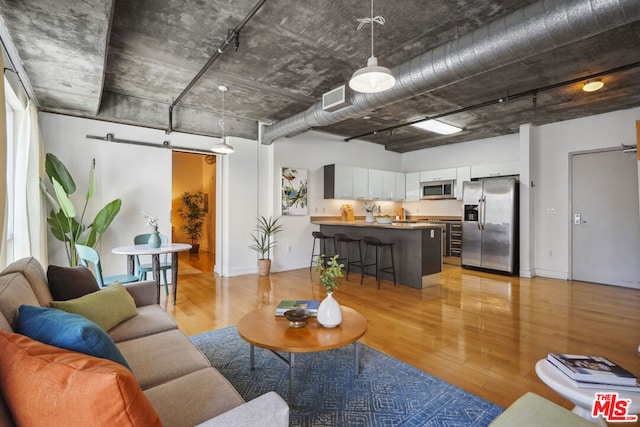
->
167;0;268;134
346;61;640;142
261;0;640;145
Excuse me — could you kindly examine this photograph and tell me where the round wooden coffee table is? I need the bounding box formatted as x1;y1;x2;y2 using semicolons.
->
237;305;367;406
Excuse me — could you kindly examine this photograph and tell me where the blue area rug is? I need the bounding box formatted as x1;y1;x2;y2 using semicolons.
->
191;326;503;426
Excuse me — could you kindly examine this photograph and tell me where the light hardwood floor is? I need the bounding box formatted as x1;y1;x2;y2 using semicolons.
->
163;252;640;416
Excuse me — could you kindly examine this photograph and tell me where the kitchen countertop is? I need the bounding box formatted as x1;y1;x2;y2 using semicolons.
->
311;220;445;230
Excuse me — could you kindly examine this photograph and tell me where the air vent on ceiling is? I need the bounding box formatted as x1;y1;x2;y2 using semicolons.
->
322;85;351;112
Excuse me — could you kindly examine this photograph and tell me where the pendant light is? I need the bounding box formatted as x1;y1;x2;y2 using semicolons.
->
348;0;395;93
211;85;235;154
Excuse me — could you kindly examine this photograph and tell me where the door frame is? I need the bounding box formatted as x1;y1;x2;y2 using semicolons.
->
567;146;634;281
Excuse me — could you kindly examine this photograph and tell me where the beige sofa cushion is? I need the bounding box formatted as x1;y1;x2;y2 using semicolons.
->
109;305;178;342
117;329;212;389
144;368;244;427
490;392;595;426
1;257;51;307
0;273;40;330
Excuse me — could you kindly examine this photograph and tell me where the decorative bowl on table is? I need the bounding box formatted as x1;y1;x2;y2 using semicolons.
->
376;216;393;224
283;309;310;328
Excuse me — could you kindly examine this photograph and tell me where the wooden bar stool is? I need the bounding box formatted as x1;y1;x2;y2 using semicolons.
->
361;236;396;289
309;231;336;270
334;233;363;280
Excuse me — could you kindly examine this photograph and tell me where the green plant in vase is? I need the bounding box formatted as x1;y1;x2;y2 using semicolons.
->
315;254;344;328
249;216;282;276
315;254;344;293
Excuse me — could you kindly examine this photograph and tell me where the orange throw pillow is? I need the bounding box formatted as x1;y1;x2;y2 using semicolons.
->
0;331;162;427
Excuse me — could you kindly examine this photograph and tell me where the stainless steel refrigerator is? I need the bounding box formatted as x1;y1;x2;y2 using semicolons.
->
461;178;518;275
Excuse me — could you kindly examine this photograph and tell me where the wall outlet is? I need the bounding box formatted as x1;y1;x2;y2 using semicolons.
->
546;207;555;214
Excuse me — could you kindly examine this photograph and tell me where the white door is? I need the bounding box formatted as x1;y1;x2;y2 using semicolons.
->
571;148;640;288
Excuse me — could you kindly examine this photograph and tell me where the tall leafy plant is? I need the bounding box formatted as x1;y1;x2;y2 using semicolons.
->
39;153;122;266
178;191;206;246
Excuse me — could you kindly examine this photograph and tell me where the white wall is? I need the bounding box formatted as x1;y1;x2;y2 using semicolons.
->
38;106;640;282
217;136;260;276
401;133;520;217
39;113;215;276
270;131;401;272
401;133;520;171
532;106;640;279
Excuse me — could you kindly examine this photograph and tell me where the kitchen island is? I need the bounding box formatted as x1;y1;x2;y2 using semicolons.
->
311;220;443;289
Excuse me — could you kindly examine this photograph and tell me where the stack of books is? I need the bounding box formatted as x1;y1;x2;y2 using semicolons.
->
275;300;319;317
547;353;640;392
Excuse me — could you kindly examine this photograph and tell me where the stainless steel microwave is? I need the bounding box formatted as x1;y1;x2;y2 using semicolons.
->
421;180;455;200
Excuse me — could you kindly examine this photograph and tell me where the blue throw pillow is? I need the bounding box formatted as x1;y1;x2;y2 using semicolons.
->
16;305;131;370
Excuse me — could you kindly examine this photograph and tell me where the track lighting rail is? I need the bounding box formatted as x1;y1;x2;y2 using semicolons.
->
167;0;268;134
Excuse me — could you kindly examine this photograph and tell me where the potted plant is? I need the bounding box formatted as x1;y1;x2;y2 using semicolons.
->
249;216;282;276
178;191;206;254
315;254;344;328
39;153;122;266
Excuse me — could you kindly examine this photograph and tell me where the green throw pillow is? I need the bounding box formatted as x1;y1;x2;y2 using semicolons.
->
50;283;138;331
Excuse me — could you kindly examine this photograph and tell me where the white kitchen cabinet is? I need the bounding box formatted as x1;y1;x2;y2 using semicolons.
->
368;169;383;200
323;164;353;199
470;161;519;179
405;172;420;201
381;170;399;201
455;166;470;199
419;168;457;182
395;172;406;201
352;167;369;199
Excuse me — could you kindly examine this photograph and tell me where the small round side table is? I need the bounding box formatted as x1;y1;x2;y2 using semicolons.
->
535;359;640;426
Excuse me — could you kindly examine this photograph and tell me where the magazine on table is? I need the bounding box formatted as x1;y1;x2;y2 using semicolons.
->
275;300;319;316
547;353;638;386
572;379;640;393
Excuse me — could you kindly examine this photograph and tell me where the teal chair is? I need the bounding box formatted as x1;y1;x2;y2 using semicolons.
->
134;233;171;295
75;244;140;288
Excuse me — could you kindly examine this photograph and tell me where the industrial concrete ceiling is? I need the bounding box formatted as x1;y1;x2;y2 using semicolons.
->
1;0;639;153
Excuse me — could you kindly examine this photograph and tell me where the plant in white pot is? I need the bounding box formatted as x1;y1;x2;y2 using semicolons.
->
315;254;344;328
249;216;282;276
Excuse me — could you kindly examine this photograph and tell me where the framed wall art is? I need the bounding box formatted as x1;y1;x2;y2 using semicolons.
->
281;167;308;215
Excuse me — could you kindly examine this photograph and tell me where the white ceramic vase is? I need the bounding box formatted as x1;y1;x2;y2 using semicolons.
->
317;292;342;328
365;211;374;223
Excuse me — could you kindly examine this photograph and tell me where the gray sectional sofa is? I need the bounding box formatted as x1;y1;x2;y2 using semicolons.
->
0;257;289;426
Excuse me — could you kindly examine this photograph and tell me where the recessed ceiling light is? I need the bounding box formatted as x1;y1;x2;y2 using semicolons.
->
411;120;462;135
582;79;604;92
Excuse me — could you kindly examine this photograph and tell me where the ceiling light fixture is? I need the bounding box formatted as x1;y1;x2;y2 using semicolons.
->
348;0;395;93
211;85;235;154
411;120;463;135
582;79;604;92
